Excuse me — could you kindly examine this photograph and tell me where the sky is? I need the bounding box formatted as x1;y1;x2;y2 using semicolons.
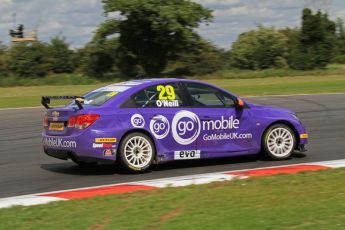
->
0;0;345;49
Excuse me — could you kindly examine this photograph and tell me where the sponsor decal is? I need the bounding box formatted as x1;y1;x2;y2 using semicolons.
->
103;149;116;156
150;115;170;139
95;138;117;143
172;110;201;145
300;134;309;139
43;137;77;148
202;116;239;130
131;114;145;128
170;110;252;145
174;150;201;160
93;143;116;148
203;133;253;141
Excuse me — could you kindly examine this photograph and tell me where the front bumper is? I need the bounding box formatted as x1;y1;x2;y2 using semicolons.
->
297;144;307;152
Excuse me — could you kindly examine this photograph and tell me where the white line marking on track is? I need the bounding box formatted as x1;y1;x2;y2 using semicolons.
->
0;196;66;209
138;174;241;188
313;159;345;168
1;159;345;209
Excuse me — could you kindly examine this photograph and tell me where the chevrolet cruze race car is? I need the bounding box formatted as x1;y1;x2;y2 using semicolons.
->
42;79;308;172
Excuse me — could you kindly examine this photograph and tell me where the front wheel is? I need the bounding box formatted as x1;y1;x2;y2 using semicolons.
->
262;124;296;160
118;132;155;173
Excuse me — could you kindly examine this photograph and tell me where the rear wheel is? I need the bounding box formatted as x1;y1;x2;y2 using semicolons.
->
262;124;296;160
118;132;155;173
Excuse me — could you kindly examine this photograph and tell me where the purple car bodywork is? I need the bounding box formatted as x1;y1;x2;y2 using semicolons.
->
42;79;308;164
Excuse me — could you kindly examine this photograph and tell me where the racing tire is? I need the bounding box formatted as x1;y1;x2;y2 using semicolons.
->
118;132;155;173
262;124;296;160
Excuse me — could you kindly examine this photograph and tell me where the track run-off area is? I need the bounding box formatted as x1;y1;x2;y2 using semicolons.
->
0;94;344;199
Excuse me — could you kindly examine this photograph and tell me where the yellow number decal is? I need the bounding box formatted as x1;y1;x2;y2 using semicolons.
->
106;92;118;97
157;85;176;100
165;85;176;100
157;85;167;100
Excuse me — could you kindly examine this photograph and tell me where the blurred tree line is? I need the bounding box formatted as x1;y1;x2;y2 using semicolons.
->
1;1;345;80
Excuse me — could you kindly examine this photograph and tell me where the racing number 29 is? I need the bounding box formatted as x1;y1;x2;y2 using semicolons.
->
157;85;176;100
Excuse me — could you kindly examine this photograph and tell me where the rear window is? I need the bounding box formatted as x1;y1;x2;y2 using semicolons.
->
69;85;133;107
82;91;119;106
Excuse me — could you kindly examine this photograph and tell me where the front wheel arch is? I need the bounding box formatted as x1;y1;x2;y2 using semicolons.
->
261;120;300;152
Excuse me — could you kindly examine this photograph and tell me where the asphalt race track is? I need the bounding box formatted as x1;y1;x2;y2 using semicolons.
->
0;94;344;198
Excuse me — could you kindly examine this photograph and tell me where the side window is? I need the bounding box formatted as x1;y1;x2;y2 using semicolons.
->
185;83;235;108
133;83;185;108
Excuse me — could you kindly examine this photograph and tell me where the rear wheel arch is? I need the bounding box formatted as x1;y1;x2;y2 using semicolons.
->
118;129;157;159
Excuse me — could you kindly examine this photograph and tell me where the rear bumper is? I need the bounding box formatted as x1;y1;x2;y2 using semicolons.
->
42;129;119;162
44;148;115;163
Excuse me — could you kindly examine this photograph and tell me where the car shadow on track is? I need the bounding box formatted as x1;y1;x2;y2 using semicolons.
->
40;153;306;176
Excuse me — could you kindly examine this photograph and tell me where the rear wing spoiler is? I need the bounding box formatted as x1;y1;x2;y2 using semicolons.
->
41;96;85;110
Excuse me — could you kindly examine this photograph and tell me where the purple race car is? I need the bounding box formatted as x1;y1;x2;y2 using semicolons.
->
42;79;308;172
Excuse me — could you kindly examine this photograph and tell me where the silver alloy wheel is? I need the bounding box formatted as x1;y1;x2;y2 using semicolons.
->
266;127;294;157
124;136;153;169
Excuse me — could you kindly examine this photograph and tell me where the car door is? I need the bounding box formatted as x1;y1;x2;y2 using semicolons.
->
183;82;255;157
134;82;199;161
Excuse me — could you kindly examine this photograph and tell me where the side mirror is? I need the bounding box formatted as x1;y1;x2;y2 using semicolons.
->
235;97;245;109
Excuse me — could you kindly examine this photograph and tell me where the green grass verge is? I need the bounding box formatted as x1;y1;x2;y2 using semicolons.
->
0;74;105;87
199;63;345;79
1;75;345;108
0;84;107;108
1;168;345;229
2;64;345;87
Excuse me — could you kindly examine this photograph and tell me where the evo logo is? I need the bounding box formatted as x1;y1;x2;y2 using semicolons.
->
174;150;201;160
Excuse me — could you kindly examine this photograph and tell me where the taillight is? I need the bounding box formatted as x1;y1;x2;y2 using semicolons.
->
43;115;48;127
68;114;100;130
67;116;77;128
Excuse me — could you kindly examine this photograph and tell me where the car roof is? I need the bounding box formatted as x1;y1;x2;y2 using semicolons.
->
99;78;205;94
103;78;189;88
95;78;235;108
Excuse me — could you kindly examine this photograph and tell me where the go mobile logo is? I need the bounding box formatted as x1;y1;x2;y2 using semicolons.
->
150;115;170;140
172;110;201;145
131;114;145;128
